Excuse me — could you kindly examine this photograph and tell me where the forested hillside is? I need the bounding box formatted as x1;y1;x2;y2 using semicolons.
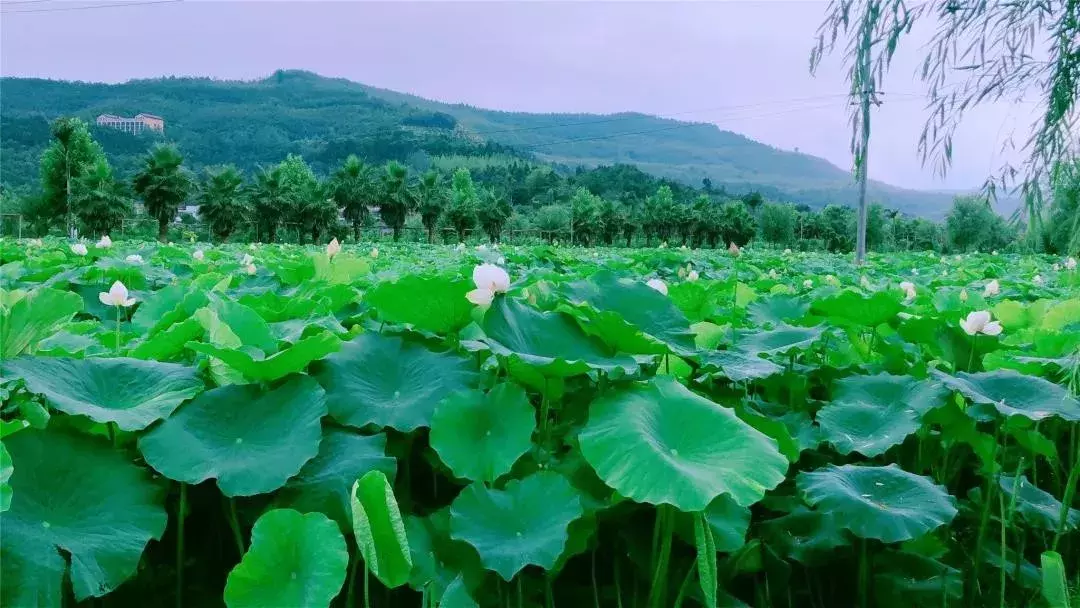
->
1;69;956;216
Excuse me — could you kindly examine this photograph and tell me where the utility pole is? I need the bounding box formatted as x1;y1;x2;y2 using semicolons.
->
852;4;881;266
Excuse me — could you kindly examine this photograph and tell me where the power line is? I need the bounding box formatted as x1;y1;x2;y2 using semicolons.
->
1;0;180;14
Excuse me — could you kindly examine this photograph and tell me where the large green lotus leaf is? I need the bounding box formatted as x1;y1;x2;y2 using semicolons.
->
224;509;348;608
3;356;204;431
270;315;347;344
797;464;957;543
440;575;479;608
759;507;848;565
138;375;326;496
733;323;824;355
365;274;474;335
351;470;412;588
999;474;1080;531
0;442;11;512
748;294;810;326
482;296;638;377
698;350;783;382
129;316;205;361
405;509;484;599
142;288;210;337
1;287;83;358
312;253;370;285
430;383;536;482
678;493;751;553
935;370;1080;421
811;290;903;327
450;471;584;581
579;376;788;511
187;331;341;382
560;270;697;355
209;295;278;353
816;374;948;457
276;427;396;533
873;550;962;607
313;333;479;432
1;428;167;604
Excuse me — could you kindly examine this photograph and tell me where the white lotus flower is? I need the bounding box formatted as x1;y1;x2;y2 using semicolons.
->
860;276;871;289
497;256;505;265
679;244;688;251
899;281;916;301
954;254;963;261
984;279;1000;297
245;263;257;275
960;288;969;302
456;242;466;251
825;274;839;286
125;254;144;264
492;243;500;250
659;241;668;249
911;268;919;275
783;249;792;254
992;250;999;255
646;278;668;295
1033;274;1043;285
960;310;1002;336
96;235;112;248
803;279;813;289
466;263;510;306
249;243;258;250
193;249;205;261
1067;257;1078;270
326;238;341;259
27;238;43;248
370;247;379;259
70;243;88;256
98;280;136;307
768;269;779;279
1053;263;1061;271
687;270;699;282
728;242;741;257
476;244;488;251
241;254;254;266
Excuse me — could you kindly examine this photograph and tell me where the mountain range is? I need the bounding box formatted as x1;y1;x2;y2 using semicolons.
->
0;69;968;217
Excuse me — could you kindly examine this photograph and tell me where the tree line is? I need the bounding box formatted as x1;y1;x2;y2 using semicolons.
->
4;116;1055;253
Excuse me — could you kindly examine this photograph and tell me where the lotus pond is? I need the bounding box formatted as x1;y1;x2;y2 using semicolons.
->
0;238;1078;608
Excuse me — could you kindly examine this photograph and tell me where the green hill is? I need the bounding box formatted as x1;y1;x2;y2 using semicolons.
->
0;69;957;216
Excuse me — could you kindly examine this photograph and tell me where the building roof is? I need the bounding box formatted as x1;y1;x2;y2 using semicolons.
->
135;113;163;120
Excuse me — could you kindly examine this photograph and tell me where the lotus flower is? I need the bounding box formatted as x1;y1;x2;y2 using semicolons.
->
456;243;466;251
245;263;257;275
70;243;88;256
125;254;144;264
97;235;112;248
728;242;741;256
992;250;998;255
911;268;919;275
899;281;916;301
1053;263;1061;271
466;263;510;306
860;276;871;289
644;279;667;296
825;275;839;286
1033;274;1043;285
193;249;205;261
783;249;792;254
241;254;254;266
1067;257;1077;270
476;244;488;251
960;288;969;302
99;280;136;307
659;242;668;249
768;269;779;279
497;256;506;265
370;247;379;259
326;238;341;259
960;310;1002;336
679;244;688;251
803;279;813;289
984;279;1000;297
687;270;699;282
27;238;43;247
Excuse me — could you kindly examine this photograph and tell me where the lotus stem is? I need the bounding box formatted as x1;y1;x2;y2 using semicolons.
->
857;538;869;608
363;565;371;608
224;496;245;557
970;427;1001;606
176;483;186;608
345;551;359;608
1051;426;1080;552
647;506;675;608
115;304;122;354
591;549;600;608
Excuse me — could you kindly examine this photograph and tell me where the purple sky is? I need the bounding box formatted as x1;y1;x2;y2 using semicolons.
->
1;0;1038;190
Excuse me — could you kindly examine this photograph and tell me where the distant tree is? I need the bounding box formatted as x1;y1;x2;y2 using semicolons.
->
535;205;570;243
132;144;194;242
9;191;52;237
417;170;447;243
197;165;248;242
72;158;130;238
759;203;797;246
741;191;765;214
445;168;478;241
329;155;375;242
865;204;886;251
1046;159;1079;254
718;201;757;247
598;199;627;246
622;205;640;247
251;165;286;242
692;195;721;247
478;188;513;243
39;117;106;235
673;202;697;246
819;205;856;252
644;185;676;244
380;161;415;241
946;196;1014;252
569;188;602;246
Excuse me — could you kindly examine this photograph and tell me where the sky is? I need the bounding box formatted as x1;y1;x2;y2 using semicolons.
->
0;0;1041;190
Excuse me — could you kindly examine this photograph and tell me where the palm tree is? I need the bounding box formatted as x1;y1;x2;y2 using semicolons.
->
329;155;374;242
132;144;194;242
198;165;248;242
250;166;286;243
416;170;446;243
73;158;130;237
379;161;415;241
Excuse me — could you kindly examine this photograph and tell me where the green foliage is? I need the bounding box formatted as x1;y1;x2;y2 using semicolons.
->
947;196;1016;253
445;168;478;242
477;188;512;243
197;165;248;242
38;117;106;235
71;158;130;238
380;161;415;242
132;144;194;241
416;170;446;243
760;202;797;246
718;201;757;247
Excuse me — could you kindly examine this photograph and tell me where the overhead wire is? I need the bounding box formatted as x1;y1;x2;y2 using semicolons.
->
0;0;180;14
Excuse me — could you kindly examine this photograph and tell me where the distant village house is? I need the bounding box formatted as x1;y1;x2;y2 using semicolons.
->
95;113;165;134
